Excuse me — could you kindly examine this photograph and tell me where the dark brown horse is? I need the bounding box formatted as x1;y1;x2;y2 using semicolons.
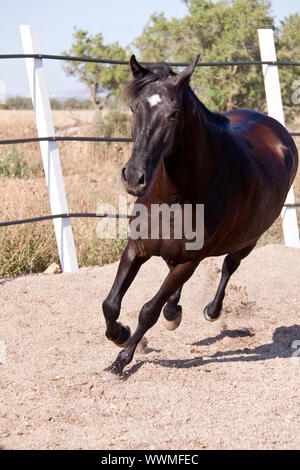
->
102;54;298;375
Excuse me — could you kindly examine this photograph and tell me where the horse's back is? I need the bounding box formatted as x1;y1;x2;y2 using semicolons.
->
204;109;298;255
225;109;298;190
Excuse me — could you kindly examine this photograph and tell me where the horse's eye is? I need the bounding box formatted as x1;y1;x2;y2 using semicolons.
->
169;111;179;121
130;106;134;113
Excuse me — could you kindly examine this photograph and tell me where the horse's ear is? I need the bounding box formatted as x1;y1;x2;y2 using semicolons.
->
175;53;200;88
129;55;149;79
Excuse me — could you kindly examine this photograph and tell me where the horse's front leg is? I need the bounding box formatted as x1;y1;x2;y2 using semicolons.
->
108;260;198;375
102;239;148;347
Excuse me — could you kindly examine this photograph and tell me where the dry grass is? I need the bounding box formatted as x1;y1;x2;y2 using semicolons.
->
0;109;299;276
0;109;132;170
0;109;134;276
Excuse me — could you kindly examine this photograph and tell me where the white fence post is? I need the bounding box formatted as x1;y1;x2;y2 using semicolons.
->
20;25;79;272
258;28;300;248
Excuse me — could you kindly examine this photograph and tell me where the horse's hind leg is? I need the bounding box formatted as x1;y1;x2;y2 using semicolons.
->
203;242;256;322
162;286;183;330
102;239;148;346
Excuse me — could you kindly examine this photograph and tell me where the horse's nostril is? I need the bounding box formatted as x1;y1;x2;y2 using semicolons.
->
122;166;146;192
138;171;146;187
121;167;127;182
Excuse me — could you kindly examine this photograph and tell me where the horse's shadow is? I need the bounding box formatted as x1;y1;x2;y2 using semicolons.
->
0;278;14;286
123;325;300;378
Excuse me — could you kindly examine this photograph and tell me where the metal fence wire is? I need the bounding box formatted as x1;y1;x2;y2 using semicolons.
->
0;53;299;227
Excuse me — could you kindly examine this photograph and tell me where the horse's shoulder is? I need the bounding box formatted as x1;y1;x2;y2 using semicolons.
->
224;109;266;126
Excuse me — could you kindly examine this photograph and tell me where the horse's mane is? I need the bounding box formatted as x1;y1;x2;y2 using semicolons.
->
189;89;230;128
126;61;230;129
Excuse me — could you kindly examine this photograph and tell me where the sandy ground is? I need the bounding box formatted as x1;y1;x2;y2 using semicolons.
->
0;244;300;450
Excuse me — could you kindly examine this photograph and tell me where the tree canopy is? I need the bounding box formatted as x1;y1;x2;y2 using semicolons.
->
62;28;129;111
63;1;300;120
277;12;300;120
134;0;273;113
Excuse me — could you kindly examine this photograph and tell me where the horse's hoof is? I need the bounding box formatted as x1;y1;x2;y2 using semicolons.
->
203;304;221;322
104;362;124;377
114;323;131;348
162;312;182;330
103;367;124;382
162;306;182;331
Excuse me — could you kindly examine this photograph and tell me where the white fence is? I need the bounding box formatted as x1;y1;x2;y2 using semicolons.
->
258;29;299;249
20;25;79;272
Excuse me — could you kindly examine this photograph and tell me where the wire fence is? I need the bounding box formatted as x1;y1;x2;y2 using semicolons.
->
0;53;299;228
0;136;133;145
0;213;130;228
1;53;300;67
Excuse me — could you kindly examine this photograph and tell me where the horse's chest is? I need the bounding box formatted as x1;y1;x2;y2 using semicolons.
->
130;202;204;263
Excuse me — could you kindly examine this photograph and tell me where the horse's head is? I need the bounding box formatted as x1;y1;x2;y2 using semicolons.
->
122;54;200;196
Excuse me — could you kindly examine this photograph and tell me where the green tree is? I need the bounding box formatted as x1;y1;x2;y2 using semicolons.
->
62;28;129;111
134;0;274;112
277;13;300;122
132;12;177;62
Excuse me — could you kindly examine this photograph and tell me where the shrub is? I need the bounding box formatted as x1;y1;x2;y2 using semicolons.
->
0;220;127;278
0;97;33;110
0;147;29;177
0;146;43;178
93;109;131;138
0;222;59;277
0;96;93;110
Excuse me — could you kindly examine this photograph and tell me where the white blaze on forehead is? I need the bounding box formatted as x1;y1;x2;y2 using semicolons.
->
147;94;162;108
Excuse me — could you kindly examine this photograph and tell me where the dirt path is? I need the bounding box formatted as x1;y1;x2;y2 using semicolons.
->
0;244;300;450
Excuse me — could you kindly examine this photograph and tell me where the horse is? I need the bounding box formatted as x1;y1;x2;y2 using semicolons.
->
102;54;298;375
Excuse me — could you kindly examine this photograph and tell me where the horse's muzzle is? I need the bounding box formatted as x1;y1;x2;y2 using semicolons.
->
121;166;147;197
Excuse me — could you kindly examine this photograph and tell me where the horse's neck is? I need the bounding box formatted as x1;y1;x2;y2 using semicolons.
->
162;90;220;203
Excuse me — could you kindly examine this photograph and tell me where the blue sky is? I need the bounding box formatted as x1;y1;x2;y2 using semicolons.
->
0;0;299;96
